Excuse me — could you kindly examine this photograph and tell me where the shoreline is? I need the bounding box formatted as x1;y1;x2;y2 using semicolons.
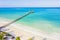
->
0;17;60;40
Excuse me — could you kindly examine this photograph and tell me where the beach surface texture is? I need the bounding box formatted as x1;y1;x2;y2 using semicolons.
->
0;17;60;40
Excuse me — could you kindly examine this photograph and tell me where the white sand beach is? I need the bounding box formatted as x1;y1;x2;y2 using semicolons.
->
0;17;60;40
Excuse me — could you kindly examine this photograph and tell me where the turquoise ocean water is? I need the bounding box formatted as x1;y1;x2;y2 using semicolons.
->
0;7;60;33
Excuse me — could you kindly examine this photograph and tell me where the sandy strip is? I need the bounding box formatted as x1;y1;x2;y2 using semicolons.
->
0;17;59;40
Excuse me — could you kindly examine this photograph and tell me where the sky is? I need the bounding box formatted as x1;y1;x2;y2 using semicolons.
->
0;0;60;7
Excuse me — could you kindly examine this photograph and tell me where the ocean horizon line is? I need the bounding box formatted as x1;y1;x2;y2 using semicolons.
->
0;7;60;9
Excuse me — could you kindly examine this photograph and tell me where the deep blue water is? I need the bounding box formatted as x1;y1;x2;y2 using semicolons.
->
0;7;60;32
0;7;60;21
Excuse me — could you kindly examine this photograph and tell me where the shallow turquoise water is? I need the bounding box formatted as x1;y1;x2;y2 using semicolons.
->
0;7;60;33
